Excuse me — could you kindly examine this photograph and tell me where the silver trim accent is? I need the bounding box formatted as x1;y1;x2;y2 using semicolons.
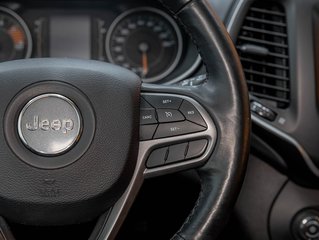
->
226;0;245;33
97;93;217;240
105;7;184;83
0;6;32;60
18;94;82;156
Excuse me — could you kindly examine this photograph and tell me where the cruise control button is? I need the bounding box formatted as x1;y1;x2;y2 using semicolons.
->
179;100;207;127
141;97;153;109
157;109;185;123
166;143;188;164
154;121;206;139
140;124;157;141
143;95;183;109
186;139;208;159
140;109;157;125
146;147;168;168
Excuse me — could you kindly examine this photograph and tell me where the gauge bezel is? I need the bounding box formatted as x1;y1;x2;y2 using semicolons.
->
0;6;33;60
105;7;183;83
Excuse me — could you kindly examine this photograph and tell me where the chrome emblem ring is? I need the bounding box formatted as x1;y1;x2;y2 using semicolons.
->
18;94;82;156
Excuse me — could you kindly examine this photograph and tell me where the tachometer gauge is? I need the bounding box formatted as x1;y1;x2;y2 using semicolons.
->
0;6;32;62
106;7;183;82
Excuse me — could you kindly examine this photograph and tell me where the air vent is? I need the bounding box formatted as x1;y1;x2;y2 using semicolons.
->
236;1;290;109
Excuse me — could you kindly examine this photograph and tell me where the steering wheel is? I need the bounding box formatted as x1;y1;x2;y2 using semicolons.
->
0;0;250;239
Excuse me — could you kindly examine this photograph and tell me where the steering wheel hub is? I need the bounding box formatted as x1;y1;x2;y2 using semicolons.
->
0;59;141;225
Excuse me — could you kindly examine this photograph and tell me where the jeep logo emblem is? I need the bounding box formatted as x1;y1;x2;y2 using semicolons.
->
26;116;74;134
18;94;82;156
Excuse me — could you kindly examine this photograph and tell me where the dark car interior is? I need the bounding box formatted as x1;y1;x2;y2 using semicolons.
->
0;0;317;240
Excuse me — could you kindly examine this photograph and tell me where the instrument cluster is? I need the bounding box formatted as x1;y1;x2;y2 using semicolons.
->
0;6;32;62
0;1;201;83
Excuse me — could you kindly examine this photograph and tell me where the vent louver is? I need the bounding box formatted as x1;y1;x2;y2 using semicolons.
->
237;1;290;109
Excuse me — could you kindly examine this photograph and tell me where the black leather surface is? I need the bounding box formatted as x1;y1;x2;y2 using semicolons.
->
0;217;15;240
158;0;192;13
144;0;251;239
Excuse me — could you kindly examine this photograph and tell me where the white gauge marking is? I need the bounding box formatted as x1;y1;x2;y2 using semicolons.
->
105;7;183;83
0;6;33;60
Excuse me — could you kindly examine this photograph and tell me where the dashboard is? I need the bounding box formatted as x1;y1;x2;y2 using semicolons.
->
0;0;201;83
2;0;319;240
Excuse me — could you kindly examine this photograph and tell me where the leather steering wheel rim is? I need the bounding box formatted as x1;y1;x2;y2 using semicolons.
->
153;0;251;239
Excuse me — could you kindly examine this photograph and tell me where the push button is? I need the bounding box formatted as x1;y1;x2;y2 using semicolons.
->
251;101;277;121
143;95;183;109
146;147;168;168
157;109;185;123
166;143;188;164
154;121;206;139
141;97;153;109
140;109;157;125
186;139;208;159
140;124;157;141
179;100;207;127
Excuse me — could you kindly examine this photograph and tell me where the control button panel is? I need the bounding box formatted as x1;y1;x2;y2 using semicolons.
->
179;100;207;127
140;124;158;141
141;98;153;109
154;121;206;139
140;94;208;141
186;139;208;159
146;139;208;168
146;147;168;168
140;109;157;125
251;101;277;121
143;95;183;109
157;109;185;123
166;143;188;164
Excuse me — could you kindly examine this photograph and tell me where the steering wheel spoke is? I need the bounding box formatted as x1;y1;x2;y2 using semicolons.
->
94;84;218;239
94;41;250;236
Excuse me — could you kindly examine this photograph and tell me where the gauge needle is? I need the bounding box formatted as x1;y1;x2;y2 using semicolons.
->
139;42;150;78
142;51;148;77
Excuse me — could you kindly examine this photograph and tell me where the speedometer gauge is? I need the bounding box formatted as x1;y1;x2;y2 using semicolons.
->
0;6;32;62
106;7;183;82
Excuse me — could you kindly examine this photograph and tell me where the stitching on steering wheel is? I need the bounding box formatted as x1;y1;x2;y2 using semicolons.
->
159;0;210;87
174;172;205;239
